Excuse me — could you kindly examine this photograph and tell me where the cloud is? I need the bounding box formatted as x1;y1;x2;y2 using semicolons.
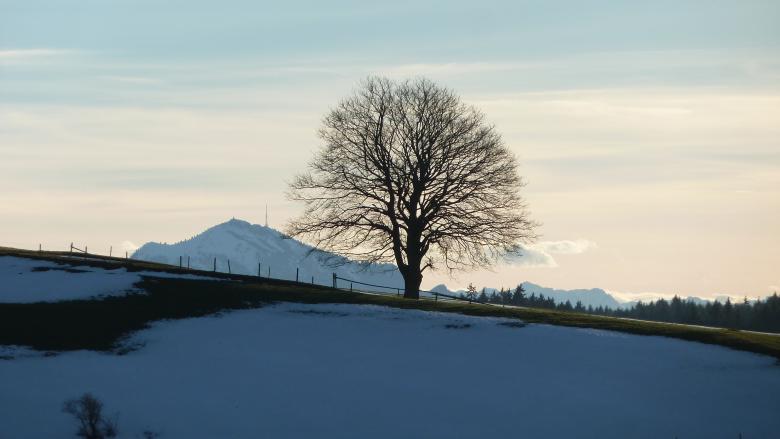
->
504;245;558;267
0;49;76;66
0;49;67;58
382;61;529;78
532;239;597;255
377;49;780;86
606;289;770;305
606;289;678;304
121;241;139;252
100;76;162;85
504;239;597;267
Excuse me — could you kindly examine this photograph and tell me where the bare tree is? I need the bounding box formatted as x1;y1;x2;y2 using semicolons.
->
288;77;537;299
62;393;118;439
464;283;479;302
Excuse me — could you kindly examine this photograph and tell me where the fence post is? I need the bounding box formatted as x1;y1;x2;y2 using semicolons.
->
109;246;112;257
187;256;190;269
396;288;400;297
267;266;270;278
435;293;438;302
350;283;353;292
125;251;128;259
39;243;41;252
296;267;299;282
213;257;216;272
85;246;88;254
311;276;314;284
179;255;182;268
227;260;231;274
332;273;336;288
70;242;73;253
258;262;261;277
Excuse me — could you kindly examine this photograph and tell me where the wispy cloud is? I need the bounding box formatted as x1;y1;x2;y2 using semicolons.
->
0;48;77;65
532;239;597;255
382;61;532;77
505;239;597;267
0;49;68;58
377;49;780;84
605;289;774;304
606;289;681;303
99;76;162;85
121;241;139;252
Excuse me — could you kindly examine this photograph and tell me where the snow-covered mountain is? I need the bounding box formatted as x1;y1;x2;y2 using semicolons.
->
132;218;405;291
521;282;623;308
430;282;624;308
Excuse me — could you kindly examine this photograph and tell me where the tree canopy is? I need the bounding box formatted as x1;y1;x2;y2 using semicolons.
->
288;77;537;298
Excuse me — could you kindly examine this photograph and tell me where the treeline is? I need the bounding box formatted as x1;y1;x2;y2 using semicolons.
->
460;284;780;333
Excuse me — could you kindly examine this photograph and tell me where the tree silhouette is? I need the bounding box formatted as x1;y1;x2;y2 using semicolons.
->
288;77;537;298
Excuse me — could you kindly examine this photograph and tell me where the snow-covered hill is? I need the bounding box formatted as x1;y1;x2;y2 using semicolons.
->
132;218;405;291
0;256;218;303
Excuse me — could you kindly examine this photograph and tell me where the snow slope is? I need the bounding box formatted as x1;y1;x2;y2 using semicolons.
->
0;256;219;303
133;218;405;291
1;303;778;438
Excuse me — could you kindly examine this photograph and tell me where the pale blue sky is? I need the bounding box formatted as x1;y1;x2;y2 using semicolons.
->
1;1;779;298
3;1;779;57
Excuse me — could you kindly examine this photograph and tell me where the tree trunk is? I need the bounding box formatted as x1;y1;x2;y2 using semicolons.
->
402;264;422;299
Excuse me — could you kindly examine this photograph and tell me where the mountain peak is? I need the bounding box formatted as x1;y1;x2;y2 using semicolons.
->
132;219;404;289
225;217;250;226
217;217;259;231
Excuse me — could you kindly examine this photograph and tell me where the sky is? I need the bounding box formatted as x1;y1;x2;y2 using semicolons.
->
1;0;779;300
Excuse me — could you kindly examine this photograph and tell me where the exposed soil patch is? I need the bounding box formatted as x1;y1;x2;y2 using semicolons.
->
288;309;350;317
444;323;472;329
498;321;527;328
31;266;90;274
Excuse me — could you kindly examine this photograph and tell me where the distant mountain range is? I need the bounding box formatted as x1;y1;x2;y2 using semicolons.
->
429;283;624;309
132;218;727;309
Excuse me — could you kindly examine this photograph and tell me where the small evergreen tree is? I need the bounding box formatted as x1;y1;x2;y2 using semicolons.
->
478;287;489;303
512;284;526;306
465;283;478;302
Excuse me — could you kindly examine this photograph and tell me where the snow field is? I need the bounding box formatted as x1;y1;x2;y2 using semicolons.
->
1;303;778;438
0;256;221;303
